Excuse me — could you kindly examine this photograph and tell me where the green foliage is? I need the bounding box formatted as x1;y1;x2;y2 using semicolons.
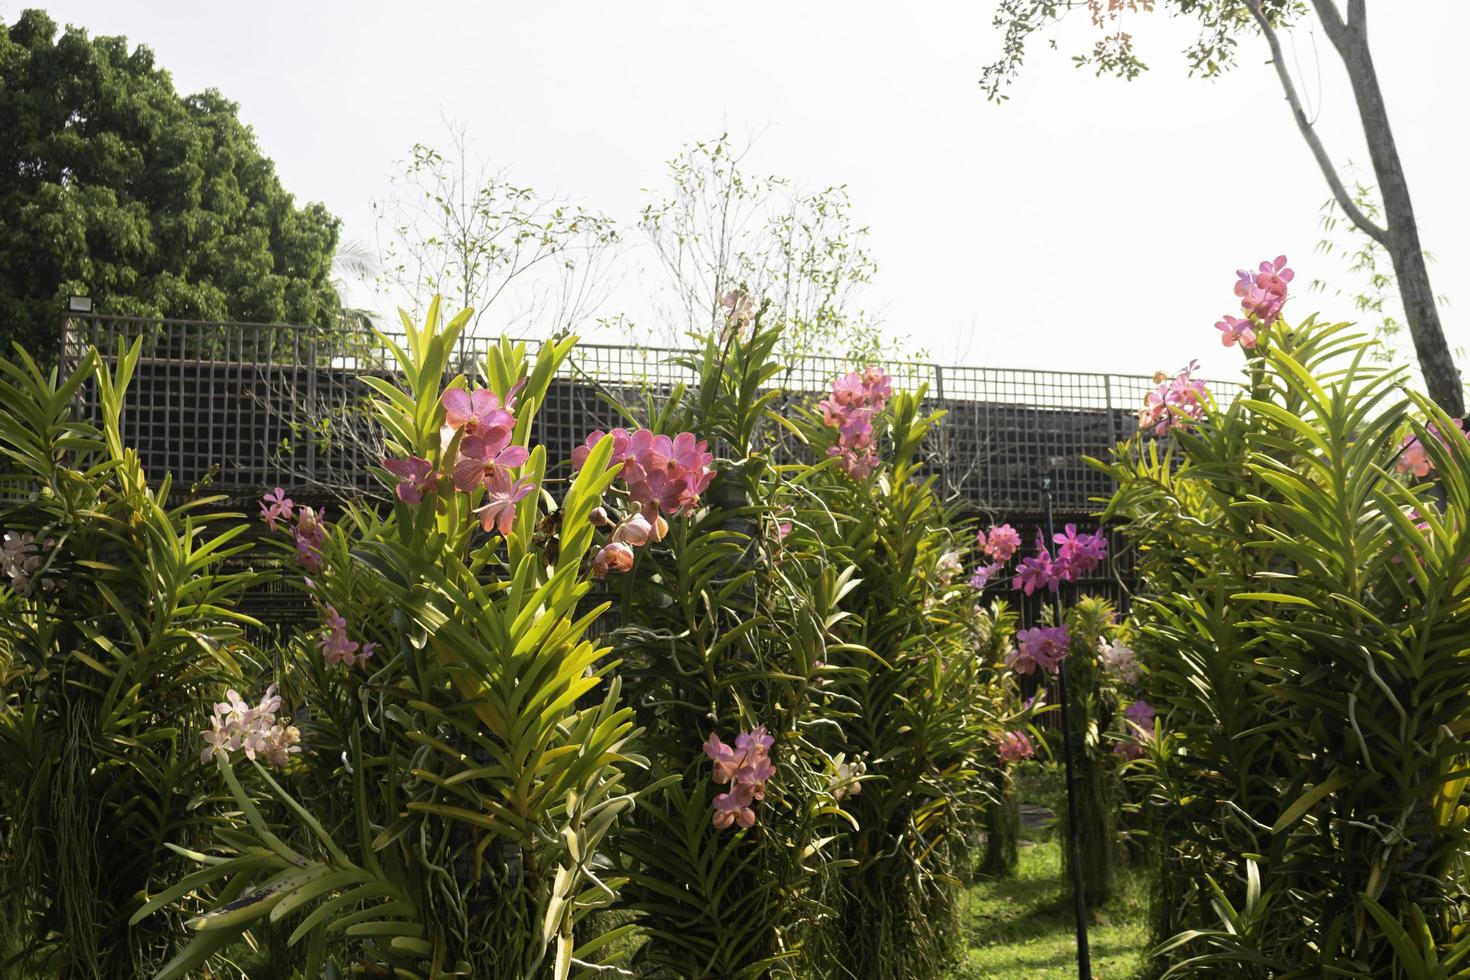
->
1097;316;1470;976
0;9;341;358
134;301;640;978
1056;596;1130;906
0;340;259;976
797;385;1005;980
603;314;860;977
981;1;1304;100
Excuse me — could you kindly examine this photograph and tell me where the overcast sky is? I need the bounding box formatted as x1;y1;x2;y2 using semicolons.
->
12;1;1469;383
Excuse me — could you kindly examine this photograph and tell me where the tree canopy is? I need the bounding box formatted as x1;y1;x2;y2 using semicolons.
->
0;9;341;358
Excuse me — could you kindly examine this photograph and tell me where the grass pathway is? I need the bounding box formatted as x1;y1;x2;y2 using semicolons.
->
946;842;1149;979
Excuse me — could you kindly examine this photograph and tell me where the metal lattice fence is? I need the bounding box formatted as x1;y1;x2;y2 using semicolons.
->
50;313;1242;630
59;313;1238;518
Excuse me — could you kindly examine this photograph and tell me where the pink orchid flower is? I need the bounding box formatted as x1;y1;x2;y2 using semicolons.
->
1007;626;1070;676
1235;255;1293;326
382;456;439;504
591;540;636;578
473;467;536;536
441;381;524;436
703;733;741;784
997;731;1035;764
981;524;1021;562
712;784;758;830
1215;314;1257;349
260;488;294;531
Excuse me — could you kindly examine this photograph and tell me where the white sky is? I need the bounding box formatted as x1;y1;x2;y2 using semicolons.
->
14;1;1470;382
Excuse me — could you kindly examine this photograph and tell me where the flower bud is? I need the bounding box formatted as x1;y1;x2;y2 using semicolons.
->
596;543;637;575
613;513;653;547
589;506;610;527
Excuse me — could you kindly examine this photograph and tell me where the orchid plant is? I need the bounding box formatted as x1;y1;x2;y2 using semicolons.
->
133;300;642;979
1098;258;1470;975
0;342;260;979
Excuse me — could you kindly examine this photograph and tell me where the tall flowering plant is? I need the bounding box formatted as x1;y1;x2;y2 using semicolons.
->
1098;259;1470;975
600;301;865;978
136;301;641;980
0;342;259;978
803;382;1008;980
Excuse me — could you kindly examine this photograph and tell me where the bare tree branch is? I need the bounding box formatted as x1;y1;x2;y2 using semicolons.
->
1244;0;1389;247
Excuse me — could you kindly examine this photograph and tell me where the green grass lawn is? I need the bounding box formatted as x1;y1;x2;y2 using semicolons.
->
946;842;1149;979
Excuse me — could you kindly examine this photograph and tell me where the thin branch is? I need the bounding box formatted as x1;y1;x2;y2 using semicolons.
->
1245;0;1389;247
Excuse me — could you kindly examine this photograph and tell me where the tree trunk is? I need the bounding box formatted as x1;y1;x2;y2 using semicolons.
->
1333;5;1464;415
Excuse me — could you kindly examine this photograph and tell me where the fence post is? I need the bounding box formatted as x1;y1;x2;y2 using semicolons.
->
933;363;951;498
1104;375;1117;448
305;332;318;488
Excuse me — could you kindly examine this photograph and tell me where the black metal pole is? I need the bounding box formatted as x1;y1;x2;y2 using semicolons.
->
1043;474;1092;979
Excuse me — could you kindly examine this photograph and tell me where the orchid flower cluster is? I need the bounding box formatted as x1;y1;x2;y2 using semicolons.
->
702;725;777;830
571;427;716;578
996;730;1035;764
936;550;965;585
718;287;755;342
1006;625;1070;676
1114;700;1157;761
1;530;55;596
818;367;892;477
377;381;537;535
199;684;301;768
1097;638;1141;685
970;523;1108;597
260;488;329;571
1216;255;1294;350
1138;361;1210;436
1395;420;1469;479
317;604;376;668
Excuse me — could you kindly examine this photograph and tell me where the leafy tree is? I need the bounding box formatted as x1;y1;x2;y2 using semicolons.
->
981;0;1464;416
0;9;342;359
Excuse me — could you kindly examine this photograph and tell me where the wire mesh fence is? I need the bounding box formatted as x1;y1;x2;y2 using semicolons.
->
51;313;1238;632
59;313;1238;516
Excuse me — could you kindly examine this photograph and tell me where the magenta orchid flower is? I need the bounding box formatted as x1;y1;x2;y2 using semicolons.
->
1053;524;1108;581
997;730;1035;764
1013;532;1060;596
382;456;439;504
970;561;1006;590
1007;626;1070;676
